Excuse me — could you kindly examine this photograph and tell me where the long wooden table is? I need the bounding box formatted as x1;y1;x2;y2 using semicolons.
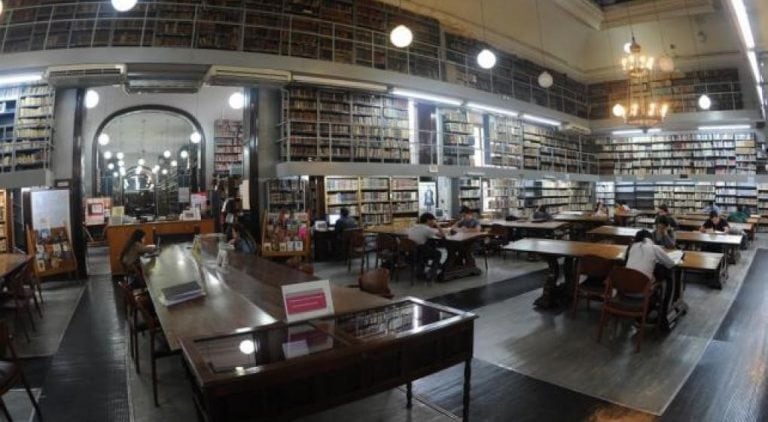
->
552;214;609;239
503;238;723;328
0;254;30;279
145;242;477;421
479;219;569;231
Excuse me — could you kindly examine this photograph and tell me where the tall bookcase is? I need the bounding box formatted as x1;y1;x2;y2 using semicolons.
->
483;178;520;216
390;177;419;224
522;180;593;213
714;182;756;213
323;176;419;226
324;176;360;217
457;177;482;211
653;182;715;214
522;124;583;173
280;86;411;163
487;115;522;168
596;181;615;207
440;108;480;166
213;119;243;176
0;190;11;253
359;176;391;226
266;177;307;211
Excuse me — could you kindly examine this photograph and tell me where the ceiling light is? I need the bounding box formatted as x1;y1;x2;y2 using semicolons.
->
623;42;632;54
229;92;245;110
390;25;413;48
97;133;110;146
85;90;100;109
0;1;3;16
119;168;126;176
116;152;124;160
698;124;751;131
698;94;712;110
522;114;560;127
390;89;462;106
152;166;159;174
730;0;755;49
118;160;125;167
612;103;626;118
538;71;553;89
658;53;675;73
292;75;388;92
138;158;145;166
107;163;114;170
180;150;189;159
111;0;137;12
161;168;168;175
163;150;171;158
103;151;112;160
0;73;43;87
239;340;256;355
477;49;497;69
171;160;178;167
611;128;661;136
621;37;654;79
113;171;119;178
466;102;518;117
189;132;202;144
135;167;142;175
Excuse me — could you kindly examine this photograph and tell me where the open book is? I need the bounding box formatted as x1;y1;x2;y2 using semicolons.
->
160;281;204;306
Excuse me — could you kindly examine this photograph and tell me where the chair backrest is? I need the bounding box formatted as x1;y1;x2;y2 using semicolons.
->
297;263;314;275
134;295;159;331
343;228;364;248
605;266;652;296
358;268;393;298
489;224;508;237
376;233;398;252
399;237;417;254
578;254;615;280
8;260;32;295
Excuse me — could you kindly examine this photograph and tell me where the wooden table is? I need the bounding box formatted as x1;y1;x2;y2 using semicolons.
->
553;214;609;240
145;242;477;421
439;231;488;282
0;254;30;279
675;219;754;239
364;225;410;237
479;219;569;241
677;214;759;224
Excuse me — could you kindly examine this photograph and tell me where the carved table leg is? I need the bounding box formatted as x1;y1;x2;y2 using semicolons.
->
534;255;561;309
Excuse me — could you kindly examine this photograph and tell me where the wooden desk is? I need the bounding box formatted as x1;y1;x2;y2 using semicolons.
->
0;254;30;279
676;219;753;234
479;219;569;231
553;214;609;240
145;242;476;421
439;232;488;282
364;225;410;237
106;219;215;276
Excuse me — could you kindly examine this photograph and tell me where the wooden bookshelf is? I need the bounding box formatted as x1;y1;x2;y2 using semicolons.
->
324;176;360;218
596;131;758;176
323;175;419;225
653;182;715;214
440;108;480;166
213;119;243;177
0;190;11;253
487;115;522;169
359;176;391;226
522;180;593;213
390;176;419;218
457;177;482;211
522;124;583;173
596;181;615;207
483;178;520;217
266;177;307;211
714;182;756;214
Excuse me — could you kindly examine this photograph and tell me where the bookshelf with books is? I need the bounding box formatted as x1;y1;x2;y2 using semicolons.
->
714;182;757;214
522;124;583;173
487;115;522;169
390;177;419;218
440;108;481;166
483;178;520;216
14;85;54;171
213;119;243;176
359;176;391;226
457;177;482;211
325;176;360;218
266;177;307;212
596;181;615;207
595;131;759;176
522;180;593;213
280;87;411;163
653;182;715;214
758;184;768;216
0;190;10;253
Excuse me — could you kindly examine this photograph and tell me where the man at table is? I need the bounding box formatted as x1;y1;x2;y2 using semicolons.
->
727;205;750;223
452;206;481;233
533;205;552;221
408;213;445;281
653;216;676;249
626;230;677;321
700;211;729;233
655;204;678;230
614;201;631;226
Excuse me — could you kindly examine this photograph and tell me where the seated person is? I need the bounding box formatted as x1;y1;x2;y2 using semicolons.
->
614;201;631;226
625;230;677;317
594;201;608;217
334;207;358;234
655;204;678;230
653;216;676;249
532;205;552;221
408;213;445;281
700;211;729;233
228;223;257;254
119;229;156;288
452;206;481;233
702;201;721;216
727;205;750;223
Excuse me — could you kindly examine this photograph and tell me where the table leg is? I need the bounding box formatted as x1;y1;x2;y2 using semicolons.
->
406;381;412;408
463;358;471;421
534;255;561;309
439;241;482;282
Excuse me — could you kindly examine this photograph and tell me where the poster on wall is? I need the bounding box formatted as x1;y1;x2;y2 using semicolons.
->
31;189;72;242
85;197;111;226
418;182;437;216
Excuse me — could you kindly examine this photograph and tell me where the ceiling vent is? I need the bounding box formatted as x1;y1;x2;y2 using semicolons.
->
124;78;201;94
205;66;291;86
45;64;125;87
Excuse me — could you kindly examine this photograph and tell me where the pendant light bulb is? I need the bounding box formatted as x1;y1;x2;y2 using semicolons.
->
477;49;497;69
116;152;124;160
658;53;675;73
698;94;712;110
0;1;4;17
111;0;137;12
137;158;145;166
103;151;112;160
85;90;100;109
612;103;626;118
107;163;114;170
538;71;554;88
189;131;202;144
390;25;413;48
228;92;245;110
98;133;110;146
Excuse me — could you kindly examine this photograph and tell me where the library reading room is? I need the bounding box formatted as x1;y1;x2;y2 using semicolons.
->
0;0;767;421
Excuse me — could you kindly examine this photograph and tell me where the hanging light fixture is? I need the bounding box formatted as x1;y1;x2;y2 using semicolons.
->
163;150;171;158
138;158;145;166
107;163;115;170
103;151;112;160
189;131;201;144
161;168;168;175
476;0;496;70
621;7;654;79
111;0;137;12
228;92;245;110
113;171;119;178
180;150;189;159
390;0;413;48
171;160;178;167
98;133;110;146
534;0;553;88
85;90;100;109
653;0;675;73
698;94;712;110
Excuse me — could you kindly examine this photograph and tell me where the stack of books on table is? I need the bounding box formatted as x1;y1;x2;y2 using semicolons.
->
161;281;205;306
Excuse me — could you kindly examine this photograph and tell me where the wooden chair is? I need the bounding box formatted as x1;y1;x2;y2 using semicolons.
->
0;319;42;420
134;295;179;406
596;267;658;352
353;268;394;299
571;255;615;314
0;262;40;343
117;280;149;374
484;224;509;261
398;237;419;285
375;234;399;279
342;229;371;274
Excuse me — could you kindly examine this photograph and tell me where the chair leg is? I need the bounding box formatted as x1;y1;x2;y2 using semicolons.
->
570;291;580;315
151;334;159;406
20;371;42;420
596;310;608;342
0;397;13;421
15;306;30;343
636;314;647;353
133;312;140;374
31;293;43;318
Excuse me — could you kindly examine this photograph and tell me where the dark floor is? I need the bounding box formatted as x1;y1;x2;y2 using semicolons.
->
22;248;768;421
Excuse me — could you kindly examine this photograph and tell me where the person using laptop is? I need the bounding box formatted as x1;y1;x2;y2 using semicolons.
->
334;207;358;234
228;223;257;254
119;229;156;288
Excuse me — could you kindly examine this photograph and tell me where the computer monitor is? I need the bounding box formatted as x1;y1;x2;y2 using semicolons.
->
328;214;341;226
434;208;445;219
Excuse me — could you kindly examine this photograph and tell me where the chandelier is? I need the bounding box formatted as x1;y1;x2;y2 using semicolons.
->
621;37;654;79
612;80;670;130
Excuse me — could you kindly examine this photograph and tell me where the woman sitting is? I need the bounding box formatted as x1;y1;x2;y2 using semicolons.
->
119;229;156;288
228;223;257;254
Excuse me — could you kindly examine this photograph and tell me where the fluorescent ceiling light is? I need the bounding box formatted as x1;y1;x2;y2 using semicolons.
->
466;102;518;117
730;0;755;49
611;128;661;136
522;114;560;127
698;124;751;131
0;73;43;86
390;89;462;106
293;75;387;92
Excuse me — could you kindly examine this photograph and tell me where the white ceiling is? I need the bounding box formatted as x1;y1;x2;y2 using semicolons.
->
97;111;195;168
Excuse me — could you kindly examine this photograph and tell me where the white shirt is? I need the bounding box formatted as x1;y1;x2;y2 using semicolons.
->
625;238;676;281
407;224;438;245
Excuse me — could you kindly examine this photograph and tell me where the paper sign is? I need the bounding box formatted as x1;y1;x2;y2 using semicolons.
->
282;340;310;359
281;280;334;323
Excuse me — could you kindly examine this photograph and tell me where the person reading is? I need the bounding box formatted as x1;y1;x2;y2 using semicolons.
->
532;205;552;221
702;201;721;216
700;211;729;233
727;205;750;223
408;213;445;282
655;204;678;231
119;229;156;288
594;201;608;217
625;229;677;320
653;216;676;249
452;206;481;233
334;207;358;234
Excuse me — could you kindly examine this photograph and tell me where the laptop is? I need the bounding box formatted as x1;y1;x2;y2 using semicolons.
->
145;237;161;258
328;214;341;227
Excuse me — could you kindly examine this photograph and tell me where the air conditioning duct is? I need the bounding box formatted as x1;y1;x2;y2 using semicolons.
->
45;64;126;87
205;66;291;86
